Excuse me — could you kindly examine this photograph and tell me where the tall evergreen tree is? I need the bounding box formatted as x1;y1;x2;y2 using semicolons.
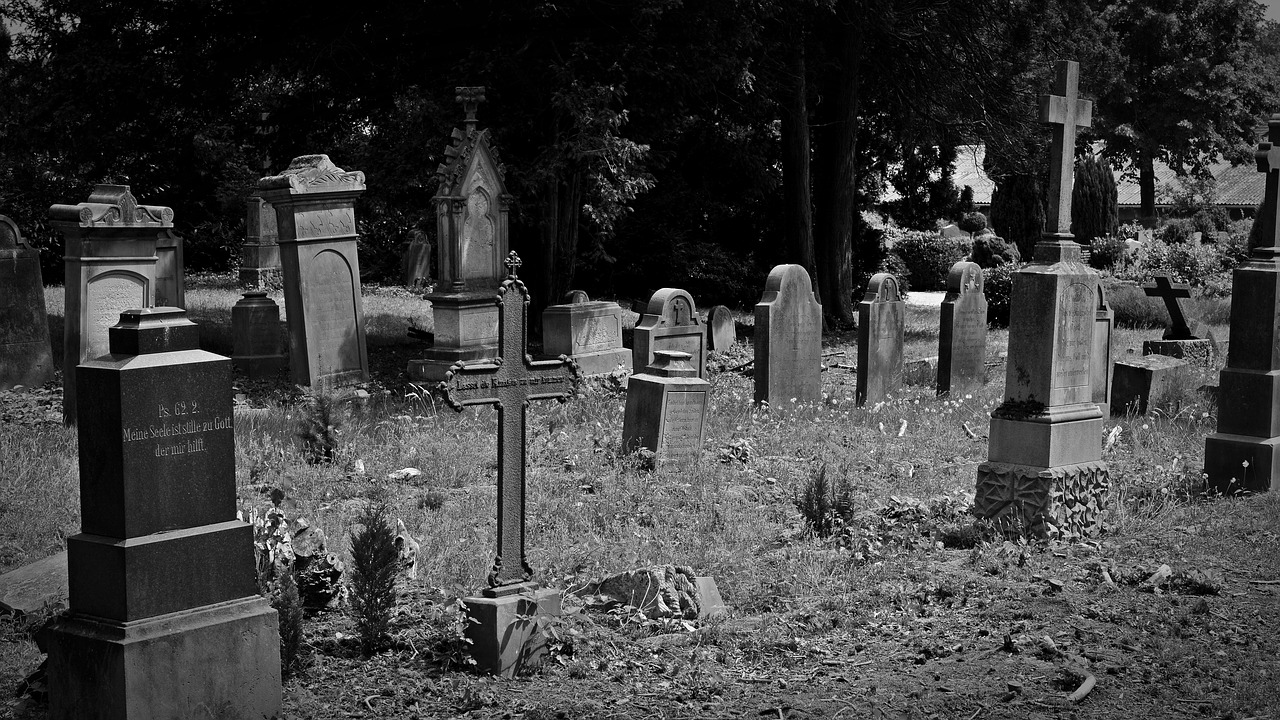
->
1070;154;1119;243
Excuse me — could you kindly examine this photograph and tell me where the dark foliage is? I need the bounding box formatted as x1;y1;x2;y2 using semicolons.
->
983;263;1017;327
349;503;400;656
297;393;342;465
794;465;853;538
274;563;306;680
957;212;988;235
1071;155;1118;243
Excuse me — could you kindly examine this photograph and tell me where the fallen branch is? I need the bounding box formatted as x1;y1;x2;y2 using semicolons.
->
1067;674;1096;703
962;422;980;439
727;358;754;372
822;350;846;358
834;363;857;371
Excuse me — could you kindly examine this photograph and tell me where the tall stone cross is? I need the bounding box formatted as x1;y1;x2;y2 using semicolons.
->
1254;114;1280;257
1039;60;1093;236
440;251;580;595
1142;274;1194;339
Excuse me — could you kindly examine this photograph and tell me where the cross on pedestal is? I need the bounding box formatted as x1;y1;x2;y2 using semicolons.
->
1039;60;1093;236
439;251;580;596
1254;114;1280;258
1142;274;1194;339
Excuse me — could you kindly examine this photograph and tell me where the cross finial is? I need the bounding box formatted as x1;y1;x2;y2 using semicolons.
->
504;250;522;279
456;86;486;134
1039;60;1093;237
1254;114;1280;257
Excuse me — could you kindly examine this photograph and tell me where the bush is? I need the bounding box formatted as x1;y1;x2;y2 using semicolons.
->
1106;284;1169;328
1089;236;1128;271
349;503;400;656
1071;155;1119;243
983;263;1017;327
889;229;968;291
1115;233;1236;287
970;233;1020;268
1157;218;1196;244
957;211;987;235
274;563;306;680
1191;207;1229;236
794;465;853;537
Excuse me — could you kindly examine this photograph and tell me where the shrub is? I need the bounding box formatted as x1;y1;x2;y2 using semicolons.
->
1191;207;1229;236
889;229;968;291
1106;284;1169;329
794;465;853;538
1089;236;1128;271
274;563;306;679
990;173;1046;261
349;503;400;656
1157;218;1196;244
297;392;344;464
970;234;1020;268
983;263;1017;327
1071;155;1119;243
957;211;987;235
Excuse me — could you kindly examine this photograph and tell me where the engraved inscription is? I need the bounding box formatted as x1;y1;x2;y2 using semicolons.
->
660;391;706;457
655;334;702;368
295;208;355;239
1053;282;1093;389
575;315;621;351
85;274;146;361
122;398;231;459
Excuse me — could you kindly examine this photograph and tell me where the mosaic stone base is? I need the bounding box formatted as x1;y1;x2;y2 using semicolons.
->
975;460;1110;540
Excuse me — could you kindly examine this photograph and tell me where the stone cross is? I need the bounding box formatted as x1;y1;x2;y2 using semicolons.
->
1039;60;1093;236
1142;275;1194;339
457;86;486;134
440;251;579;595
1254;114;1280;257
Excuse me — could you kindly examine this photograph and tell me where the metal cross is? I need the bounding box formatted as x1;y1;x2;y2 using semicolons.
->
1255;114;1280;258
439;252;580;596
1039;60;1093;236
1142;274;1194;339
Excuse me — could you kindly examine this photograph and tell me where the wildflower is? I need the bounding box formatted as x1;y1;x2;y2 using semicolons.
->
1242;460;1250;468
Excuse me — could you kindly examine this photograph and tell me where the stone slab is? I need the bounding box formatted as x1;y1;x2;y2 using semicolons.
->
562;347;631;376
1143;338;1215;367
754;265;822;406
694;576;727;619
542;300;625;357
45;596;280;720
0;551;67;615
707;305;736;351
464;587;561;677
1110;354;1187;415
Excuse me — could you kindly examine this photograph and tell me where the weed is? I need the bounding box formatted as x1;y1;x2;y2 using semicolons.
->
794;465;853;537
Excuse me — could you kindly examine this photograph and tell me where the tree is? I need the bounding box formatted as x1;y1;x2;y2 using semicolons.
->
1071;154;1119;242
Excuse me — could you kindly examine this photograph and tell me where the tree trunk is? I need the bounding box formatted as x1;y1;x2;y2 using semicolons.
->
1138;147;1156;225
780;24;816;286
536;169;583;322
812;3;859;325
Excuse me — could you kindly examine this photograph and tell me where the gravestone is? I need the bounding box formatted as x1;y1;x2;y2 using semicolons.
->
1111;354;1187;415
541;290;631;375
231;291;286;378
634;288;708;379
1092;285;1114;408
937;261;987;396
409;87;512;381
239;193;281;289
856;273;905;406
438;252;578;676
707;305;736;351
1141;274;1215;366
51;185;170;423
154;228;185;308
402;229;432;289
257;154;369;389
1205;113;1280;494
45;307;280;719
753;265;822;406
0;215;55;391
622;350;710;462
975;60;1110;539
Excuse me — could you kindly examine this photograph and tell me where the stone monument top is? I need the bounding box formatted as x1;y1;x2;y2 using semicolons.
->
257;154;366;195
1039;60;1093;241
49;184;173;229
1253;114;1280;259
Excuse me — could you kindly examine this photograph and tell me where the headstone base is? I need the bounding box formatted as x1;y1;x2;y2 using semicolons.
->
1143;338;1214;367
975;460;1110;540
1110;354;1187;415
464;586;561;677
988;410;1104;468
1203;432;1280;494
559;347;632;376
1215;367;1280;436
45;596;281;720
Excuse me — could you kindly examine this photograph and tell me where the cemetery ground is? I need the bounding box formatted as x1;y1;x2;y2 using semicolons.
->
1;276;1278;720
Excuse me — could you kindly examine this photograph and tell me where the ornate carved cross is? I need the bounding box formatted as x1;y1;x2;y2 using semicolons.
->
1039;60;1093;236
1142;274;1194;339
439;251;580;595
1254;114;1280;258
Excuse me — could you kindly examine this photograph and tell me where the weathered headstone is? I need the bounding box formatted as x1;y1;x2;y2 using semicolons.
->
975;60;1109;539
409;87;511;381
239;193;281;289
856;273;905;406
51;185;171;423
1092;284;1114;408
0;215;55;391
257;154;369;389
0;550;66;615
1141;274;1215;366
753;265;822;406
541;290;632;375
1111;354;1187;415
401;229;432;289
634;288;708;380
231;291;286;378
45;307;280;719
937;261;987;396
154;228;185;308
707;305;736;351
1205;113;1280;494
438;252;578;676
622;350;710;462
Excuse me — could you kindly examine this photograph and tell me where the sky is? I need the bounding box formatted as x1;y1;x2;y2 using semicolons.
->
1269;0;1280;22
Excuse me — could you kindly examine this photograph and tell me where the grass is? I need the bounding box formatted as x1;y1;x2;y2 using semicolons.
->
4;273;1278;719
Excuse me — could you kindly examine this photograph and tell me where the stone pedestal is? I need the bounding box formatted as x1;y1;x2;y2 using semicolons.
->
407;291;500;381
857;273;905;406
464;584;561;677
51;185;171;423
622;351;709;462
154;229;185;309
976;239;1109;539
239;194;281;290
45;307;280;720
937;261;987;397
1110;354;1186;415
258;155;369;389
541;297;631;376
231;291;286;378
0;215;55;391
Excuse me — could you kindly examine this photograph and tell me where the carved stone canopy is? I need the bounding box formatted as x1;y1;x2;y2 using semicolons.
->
257;154;366;195
48;185;174;228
